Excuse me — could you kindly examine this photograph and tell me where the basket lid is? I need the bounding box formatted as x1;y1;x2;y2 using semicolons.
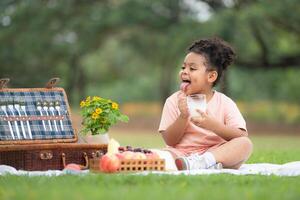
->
0;87;77;145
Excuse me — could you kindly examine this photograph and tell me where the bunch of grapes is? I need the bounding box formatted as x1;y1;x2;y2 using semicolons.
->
118;146;152;154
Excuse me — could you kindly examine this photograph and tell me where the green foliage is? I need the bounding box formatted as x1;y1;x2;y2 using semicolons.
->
80;96;129;135
229;68;300;103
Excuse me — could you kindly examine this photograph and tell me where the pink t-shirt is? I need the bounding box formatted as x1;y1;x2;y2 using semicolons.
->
159;90;247;157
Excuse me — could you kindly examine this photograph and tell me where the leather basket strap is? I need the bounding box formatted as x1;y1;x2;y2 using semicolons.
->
0;78;10;89
45;78;60;89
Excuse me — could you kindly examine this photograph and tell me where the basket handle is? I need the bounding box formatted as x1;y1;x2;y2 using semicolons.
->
45;77;60;89
0;78;10;89
61;152;89;170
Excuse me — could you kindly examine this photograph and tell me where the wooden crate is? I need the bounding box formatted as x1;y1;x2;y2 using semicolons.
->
89;157;165;173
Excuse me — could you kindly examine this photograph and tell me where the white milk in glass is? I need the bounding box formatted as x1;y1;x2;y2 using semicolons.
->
187;94;206;117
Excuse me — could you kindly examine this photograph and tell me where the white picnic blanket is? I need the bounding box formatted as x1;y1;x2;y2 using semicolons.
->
148;149;300;176
1;161;300;177
0;165;89;176
139;161;300;177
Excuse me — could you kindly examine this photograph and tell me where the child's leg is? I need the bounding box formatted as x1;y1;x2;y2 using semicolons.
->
208;136;253;169
150;149;178;171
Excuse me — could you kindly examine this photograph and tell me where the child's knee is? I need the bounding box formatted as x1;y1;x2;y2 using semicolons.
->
239;136;253;155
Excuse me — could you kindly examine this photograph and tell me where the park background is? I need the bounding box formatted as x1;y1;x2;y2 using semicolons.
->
0;1;300;199
1;0;299;136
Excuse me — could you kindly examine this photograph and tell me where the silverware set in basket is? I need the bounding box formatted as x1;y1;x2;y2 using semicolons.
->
0;100;65;140
36;100;64;132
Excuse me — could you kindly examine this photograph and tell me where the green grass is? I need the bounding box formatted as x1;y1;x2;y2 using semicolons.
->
1;133;300;200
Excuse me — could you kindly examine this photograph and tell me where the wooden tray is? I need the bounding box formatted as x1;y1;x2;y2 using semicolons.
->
89;157;165;172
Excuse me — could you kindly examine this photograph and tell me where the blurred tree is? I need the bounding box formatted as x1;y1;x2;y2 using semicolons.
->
189;0;300;95
115;0;300;100
0;0;122;102
0;0;299;104
112;0;213;102
202;0;300;68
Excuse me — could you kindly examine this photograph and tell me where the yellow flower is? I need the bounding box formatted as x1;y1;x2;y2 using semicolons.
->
92;112;99;120
112;102;118;110
80;96;128;136
80;101;86;108
93;96;101;101
86;96;91;102
95;108;102;114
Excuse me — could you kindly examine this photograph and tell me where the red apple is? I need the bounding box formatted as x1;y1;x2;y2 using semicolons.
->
64;163;82;171
100;153;120;173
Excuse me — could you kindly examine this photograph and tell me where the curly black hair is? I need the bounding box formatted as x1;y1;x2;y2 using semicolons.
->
188;37;236;86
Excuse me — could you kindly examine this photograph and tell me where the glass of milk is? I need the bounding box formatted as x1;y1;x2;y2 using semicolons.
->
187;94;206;117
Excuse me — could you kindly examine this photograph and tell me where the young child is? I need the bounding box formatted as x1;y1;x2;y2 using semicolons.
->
158;37;253;170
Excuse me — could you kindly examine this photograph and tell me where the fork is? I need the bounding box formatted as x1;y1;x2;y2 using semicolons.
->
20;101;33;139
43;101;52;131
36;101;47;131
55;101;64;131
0;102;15;140
49;101;58;132
7;101;21;139
14;101;27;139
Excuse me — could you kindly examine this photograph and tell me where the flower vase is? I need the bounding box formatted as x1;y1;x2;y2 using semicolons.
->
84;133;110;144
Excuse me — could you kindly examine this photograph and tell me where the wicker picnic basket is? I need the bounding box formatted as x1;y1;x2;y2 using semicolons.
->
0;78;107;171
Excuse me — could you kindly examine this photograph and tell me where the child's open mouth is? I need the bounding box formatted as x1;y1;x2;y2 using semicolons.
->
180;80;191;91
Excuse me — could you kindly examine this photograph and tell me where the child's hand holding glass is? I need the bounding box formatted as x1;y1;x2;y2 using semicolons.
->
177;92;189;119
190;109;219;131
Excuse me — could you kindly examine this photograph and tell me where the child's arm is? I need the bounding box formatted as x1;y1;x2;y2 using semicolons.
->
161;114;189;146
191;110;248;141
160;92;189;146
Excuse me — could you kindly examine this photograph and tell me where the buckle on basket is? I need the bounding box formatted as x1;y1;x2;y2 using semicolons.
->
91;150;103;158
40;151;53;160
